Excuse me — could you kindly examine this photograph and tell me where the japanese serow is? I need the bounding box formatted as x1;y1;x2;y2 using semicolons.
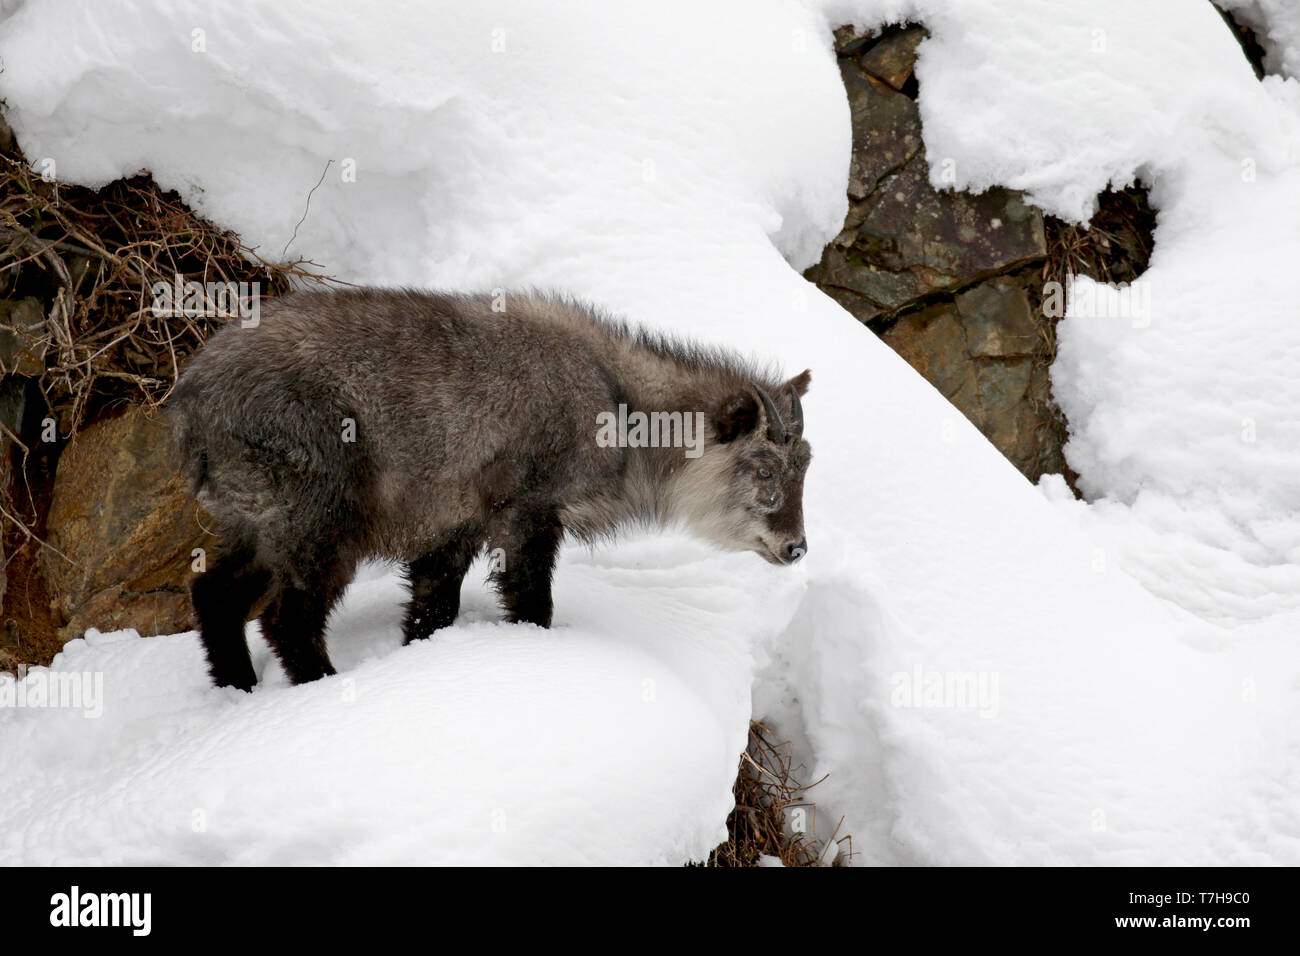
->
169;289;812;690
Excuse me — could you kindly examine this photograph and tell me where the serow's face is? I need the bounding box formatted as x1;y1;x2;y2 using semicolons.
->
709;370;812;566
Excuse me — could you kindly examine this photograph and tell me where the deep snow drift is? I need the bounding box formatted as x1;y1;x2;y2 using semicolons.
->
1;0;1297;865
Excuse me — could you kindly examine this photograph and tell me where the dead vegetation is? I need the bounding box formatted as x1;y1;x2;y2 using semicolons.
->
0;151;337;434
0;111;340;665
1042;184;1155;294
703;720;852;867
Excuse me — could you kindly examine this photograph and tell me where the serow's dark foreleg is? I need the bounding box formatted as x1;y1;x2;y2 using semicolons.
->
490;505;562;628
403;524;483;644
257;557;352;685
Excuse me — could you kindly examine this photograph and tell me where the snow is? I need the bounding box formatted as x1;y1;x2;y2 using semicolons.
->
1218;0;1300;79
2;0;1298;865
2;547;759;864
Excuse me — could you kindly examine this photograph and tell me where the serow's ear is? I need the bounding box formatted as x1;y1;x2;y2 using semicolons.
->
786;368;812;396
713;392;759;443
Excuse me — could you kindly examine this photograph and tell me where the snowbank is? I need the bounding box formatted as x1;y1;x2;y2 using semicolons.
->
1;0;1297;864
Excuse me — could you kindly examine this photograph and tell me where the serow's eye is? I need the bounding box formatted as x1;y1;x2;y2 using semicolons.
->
757;468;773;480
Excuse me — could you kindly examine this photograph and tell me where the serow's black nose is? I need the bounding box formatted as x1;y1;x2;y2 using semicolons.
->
785;539;807;563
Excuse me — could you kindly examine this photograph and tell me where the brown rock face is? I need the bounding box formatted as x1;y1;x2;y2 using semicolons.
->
957;279;1042;358
859;26;926;89
807;23;1067;483
880;281;1064;478
41;406;212;641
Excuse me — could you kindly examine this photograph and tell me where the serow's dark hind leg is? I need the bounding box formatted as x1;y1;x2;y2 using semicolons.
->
490;505;563;628
402;523;484;644
257;557;353;685
190;543;272;692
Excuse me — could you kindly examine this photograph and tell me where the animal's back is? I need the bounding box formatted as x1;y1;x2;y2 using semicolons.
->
170;289;625;560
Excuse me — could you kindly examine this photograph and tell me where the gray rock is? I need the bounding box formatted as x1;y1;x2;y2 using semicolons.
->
839;63;922;201
850;152;1046;308
810;22;1074;483
807;46;1046;325
957;278;1042;358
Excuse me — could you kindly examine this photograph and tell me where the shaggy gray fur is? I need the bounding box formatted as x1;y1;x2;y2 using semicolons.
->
169;288;811;689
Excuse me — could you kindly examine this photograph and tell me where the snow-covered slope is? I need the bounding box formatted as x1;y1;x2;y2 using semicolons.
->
1;0;1297;864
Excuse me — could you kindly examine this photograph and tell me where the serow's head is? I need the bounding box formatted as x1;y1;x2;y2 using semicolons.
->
700;369;812;566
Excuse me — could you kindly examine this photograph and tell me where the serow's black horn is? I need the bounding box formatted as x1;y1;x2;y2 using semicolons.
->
755;385;788;444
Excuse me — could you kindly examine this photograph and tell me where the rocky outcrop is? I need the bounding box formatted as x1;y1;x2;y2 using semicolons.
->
40;406;211;642
807;25;1067;481
880;278;1062;476
0;107;315;666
